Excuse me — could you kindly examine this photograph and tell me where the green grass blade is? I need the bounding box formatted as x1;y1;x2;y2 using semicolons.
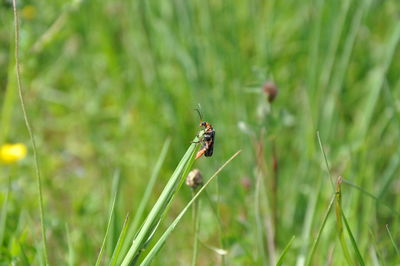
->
131;138;171;233
276;235;295;266
386;224;400;257
65;223;74;266
341;210;365;265
139;151;241;266
110;214;130;266
118;138;170;264
317;131;334;190
121;136;200;265
335;177;353;265
95;172;119;266
323;0;372;136
12;1;48;264
342;178;400;216
108;170;121;259
356;20;400;139
377;147;400;200
306;195;335;266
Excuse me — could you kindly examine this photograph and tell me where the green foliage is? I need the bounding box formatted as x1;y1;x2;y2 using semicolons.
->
1;0;400;264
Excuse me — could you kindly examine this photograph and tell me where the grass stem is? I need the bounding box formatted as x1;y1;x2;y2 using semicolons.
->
12;1;48;264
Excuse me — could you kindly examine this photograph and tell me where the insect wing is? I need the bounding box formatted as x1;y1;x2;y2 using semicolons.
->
205;143;214;156
205;131;215;157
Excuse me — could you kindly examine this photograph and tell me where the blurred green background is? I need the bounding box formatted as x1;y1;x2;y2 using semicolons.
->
1;0;400;265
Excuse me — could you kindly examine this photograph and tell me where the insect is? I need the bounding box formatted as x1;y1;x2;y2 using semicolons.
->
194;108;215;159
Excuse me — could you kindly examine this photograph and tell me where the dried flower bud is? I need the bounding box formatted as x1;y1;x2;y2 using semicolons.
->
186;169;203;189
262;82;278;103
240;177;251;191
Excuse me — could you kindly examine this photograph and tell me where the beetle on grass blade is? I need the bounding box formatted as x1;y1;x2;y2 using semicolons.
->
193;107;215;159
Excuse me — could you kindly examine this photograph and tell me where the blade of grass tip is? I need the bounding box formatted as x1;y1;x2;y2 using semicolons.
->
156;139;199;227
65;223;74;266
110;214;130;266
118;138;170;264
139;151;241;266
276;235;295;266
317;131;334;191
335;177;353;265
341;209;365;265
199;241;228;256
95;173;119;266
306;195;335;266
121;137;200;265
386;224;400;257
12;0;48;264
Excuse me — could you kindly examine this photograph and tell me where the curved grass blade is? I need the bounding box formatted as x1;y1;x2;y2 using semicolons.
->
386;224;400;257
121;135;201;265
276;235;295;266
306;195;335;266
95;171;120;266
341;210;365;265
110;214;130;266
335;177;353;265
139;150;241;266
118;138;171;263
12;0;48;263
342;178;399;216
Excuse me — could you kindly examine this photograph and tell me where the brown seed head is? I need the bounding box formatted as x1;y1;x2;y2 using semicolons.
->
262;82;278;103
186;169;203;189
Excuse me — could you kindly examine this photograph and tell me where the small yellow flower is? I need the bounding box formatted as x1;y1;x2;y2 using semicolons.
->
0;143;27;164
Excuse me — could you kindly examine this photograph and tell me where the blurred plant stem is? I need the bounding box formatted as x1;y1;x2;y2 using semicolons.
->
0;47;17;145
253;130;276;265
12;0;49;264
191;189;201;266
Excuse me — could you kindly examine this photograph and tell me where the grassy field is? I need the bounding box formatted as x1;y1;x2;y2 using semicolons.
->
1;0;400;265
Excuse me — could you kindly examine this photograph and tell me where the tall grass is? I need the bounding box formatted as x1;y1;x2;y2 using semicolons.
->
0;0;400;264
11;1;48;264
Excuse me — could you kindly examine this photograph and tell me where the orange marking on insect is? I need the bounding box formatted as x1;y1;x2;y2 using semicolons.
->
195;148;206;159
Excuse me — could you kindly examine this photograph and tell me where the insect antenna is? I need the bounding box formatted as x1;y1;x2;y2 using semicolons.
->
194;104;203;121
